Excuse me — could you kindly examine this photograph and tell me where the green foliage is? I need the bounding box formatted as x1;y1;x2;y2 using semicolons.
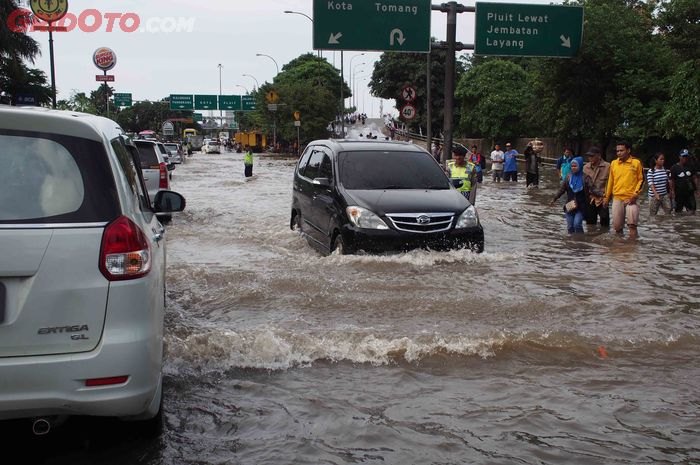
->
251;54;348;144
370;41;465;132
525;0;671;148
0;0;51;104
57;91;97;113
275;53;350;101
660;60;700;142
455;59;533;139
0;59;52;105
657;0;700;61
113;100;200;134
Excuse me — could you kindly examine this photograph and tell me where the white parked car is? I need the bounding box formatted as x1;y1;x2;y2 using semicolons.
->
0;107;186;434
201;139;221;154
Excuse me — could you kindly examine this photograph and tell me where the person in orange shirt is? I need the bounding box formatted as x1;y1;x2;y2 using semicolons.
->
603;141;644;238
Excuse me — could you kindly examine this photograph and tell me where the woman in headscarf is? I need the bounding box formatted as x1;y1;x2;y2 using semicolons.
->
550;157;588;234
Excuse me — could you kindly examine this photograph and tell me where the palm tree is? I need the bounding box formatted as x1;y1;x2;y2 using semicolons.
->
0;0;41;62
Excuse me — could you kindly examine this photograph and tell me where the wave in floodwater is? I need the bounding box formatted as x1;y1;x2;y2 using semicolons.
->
164;327;699;372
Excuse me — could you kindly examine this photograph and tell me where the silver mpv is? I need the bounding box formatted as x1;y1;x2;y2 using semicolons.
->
0;107;185;434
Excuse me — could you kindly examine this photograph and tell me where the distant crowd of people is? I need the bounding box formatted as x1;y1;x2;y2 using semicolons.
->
436;139;697;238
550;144;696;236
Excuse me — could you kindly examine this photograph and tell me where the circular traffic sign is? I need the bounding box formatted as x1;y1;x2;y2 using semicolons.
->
401;85;417;103
93;47;117;72
400;104;417;121
30;0;68;23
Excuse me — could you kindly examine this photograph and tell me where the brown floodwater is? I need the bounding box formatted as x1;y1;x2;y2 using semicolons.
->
7;146;699;465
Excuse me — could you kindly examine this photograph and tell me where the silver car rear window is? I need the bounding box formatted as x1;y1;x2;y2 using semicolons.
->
0;130;120;224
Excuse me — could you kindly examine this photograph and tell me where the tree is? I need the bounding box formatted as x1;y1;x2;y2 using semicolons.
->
657;0;700;144
369;40;466;133
0;0;52;104
528;0;672;152
57;91;97;113
274;53;350;101
251;54;349;145
455;59;534;140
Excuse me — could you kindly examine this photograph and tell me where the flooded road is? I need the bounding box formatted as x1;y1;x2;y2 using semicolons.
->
11;146;700;464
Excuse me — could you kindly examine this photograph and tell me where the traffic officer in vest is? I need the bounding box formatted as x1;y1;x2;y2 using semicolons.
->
244;145;254;178
447;144;477;203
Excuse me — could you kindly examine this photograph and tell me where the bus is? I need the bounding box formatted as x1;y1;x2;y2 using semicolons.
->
183;128;203;151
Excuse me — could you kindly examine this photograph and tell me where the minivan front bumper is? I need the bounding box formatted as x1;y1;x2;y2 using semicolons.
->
341;224;484;253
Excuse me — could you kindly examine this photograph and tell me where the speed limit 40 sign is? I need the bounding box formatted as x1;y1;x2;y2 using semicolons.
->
400;104;417;121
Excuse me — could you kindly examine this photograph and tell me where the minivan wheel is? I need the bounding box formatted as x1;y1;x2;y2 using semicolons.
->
332;233;354;255
471;241;484;254
291;211;301;231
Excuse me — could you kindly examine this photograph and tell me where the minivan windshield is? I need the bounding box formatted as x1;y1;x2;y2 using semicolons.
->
338;151;451;190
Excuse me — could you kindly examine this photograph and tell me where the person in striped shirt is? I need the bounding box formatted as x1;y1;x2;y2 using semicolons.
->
647;153;673;216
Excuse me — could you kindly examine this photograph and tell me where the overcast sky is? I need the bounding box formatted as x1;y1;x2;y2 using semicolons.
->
21;0;558;118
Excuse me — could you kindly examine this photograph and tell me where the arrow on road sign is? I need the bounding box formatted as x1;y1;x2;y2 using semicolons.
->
328;32;343;44
390;29;406;46
560;35;571;48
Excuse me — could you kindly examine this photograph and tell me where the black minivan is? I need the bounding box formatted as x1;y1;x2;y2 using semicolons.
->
290;140;484;255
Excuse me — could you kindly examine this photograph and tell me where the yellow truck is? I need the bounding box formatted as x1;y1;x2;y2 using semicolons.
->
235;131;267;152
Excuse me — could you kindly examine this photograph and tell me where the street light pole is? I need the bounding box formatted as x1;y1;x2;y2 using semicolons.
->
235;84;249;94
353;68;366;110
256;53;279;76
242;74;259;91
283;10;321;58
349;53;365;111
218;64;223;127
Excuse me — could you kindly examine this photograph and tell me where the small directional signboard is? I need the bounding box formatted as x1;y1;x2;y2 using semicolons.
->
475;2;584;57
219;95;242;110
162;121;175;136
170;94;194;110
400;104;417;121
195;95;218;110
313;0;431;53
193;112;204;122
401;85;417;102
96;75;115;82
114;93;132;107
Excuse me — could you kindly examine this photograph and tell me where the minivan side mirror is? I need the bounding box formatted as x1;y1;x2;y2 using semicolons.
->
167;163;176;171
153;191;186;213
312;178;331;188
451;179;464;188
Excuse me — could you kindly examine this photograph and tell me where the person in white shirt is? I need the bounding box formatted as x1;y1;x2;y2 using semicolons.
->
490;144;505;183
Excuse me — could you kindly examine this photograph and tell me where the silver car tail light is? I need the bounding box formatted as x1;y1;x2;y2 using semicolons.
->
99;216;151;281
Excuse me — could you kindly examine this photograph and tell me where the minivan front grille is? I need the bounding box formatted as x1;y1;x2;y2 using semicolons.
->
385;213;454;234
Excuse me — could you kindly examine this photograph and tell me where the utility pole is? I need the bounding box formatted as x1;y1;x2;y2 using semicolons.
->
426;50;432;153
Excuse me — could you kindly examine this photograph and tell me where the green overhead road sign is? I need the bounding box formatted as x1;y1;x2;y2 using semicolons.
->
195;95;218;110
219;95;242;110
114;93;132;107
241;96;256;112
193;112;203;122
313;0;431;53
170;94;193;110
475;2;583;58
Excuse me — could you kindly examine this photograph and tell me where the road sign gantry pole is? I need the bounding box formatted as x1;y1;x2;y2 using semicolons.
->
433;2;475;165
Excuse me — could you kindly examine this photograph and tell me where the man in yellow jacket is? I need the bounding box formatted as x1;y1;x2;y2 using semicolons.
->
603;141;644;238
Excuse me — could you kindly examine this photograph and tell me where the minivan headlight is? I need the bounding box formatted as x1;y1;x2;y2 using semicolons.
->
346;206;389;230
455;205;479;229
